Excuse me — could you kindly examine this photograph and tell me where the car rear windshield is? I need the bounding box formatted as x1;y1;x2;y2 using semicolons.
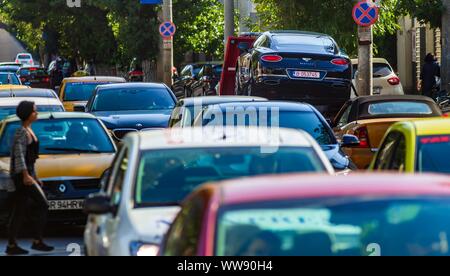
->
353;63;393;79
0;105;64;121
92;87;175;111
202;109;335;145
134;147;326;207
367;101;433;116
19;68;47;77
64;82;112;101
18;54;31;59
0;118;115;156
274;35;336;54
216;197;450;256
0;74;20;85
417;135;450;174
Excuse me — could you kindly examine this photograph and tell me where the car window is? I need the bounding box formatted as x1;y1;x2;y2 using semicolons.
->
181;66;191;77
367;102;433;116
109;147;129;212
162;197;205;256
373;63;393;78
374;132;400;170
417;135;450;174
336;104;352;128
18;54;31;59
0;118;115;156
64;82;113;101
134;147;326;207
0;74;20;85
390;134;406;172
92;87;175;111
0;105;64;121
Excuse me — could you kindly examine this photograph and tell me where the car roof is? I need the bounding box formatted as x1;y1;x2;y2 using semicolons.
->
352;95;435;104
0;97;62;106
0;66;20;70
3;112;96;123
126;127;316;150
62;76;126;83
96;82;168;90
185;61;223;67
267;30;329;38
0;88;56;98
181;96;268;107
0;85;30;90
209;101;315;112
205;173;450;206
397;117;450;136
0;62;21;66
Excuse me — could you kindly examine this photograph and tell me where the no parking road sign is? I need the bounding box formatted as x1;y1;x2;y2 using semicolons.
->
159;21;176;39
352;1;379;27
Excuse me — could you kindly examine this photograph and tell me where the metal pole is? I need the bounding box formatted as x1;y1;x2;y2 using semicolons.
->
224;0;235;44
357;25;373;96
162;0;174;86
442;0;450;93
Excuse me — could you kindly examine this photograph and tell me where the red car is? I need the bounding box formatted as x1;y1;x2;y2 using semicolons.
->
159;174;450;256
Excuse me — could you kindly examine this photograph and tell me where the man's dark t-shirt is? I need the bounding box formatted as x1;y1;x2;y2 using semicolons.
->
421;62;440;96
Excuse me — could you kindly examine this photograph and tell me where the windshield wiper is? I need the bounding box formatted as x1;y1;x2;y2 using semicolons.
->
45;147;101;154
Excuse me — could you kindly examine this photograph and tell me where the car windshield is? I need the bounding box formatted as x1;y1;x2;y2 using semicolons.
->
135;147;326;207
18;54;31;59
0;118;115;156
0;67;19;73
216;197;450;256
202;109;335;145
0;105;64;121
92;87;175;111
367;102;433;115
352;63;393;79
63;82;112;101
417;135;450;174
0;74;20;85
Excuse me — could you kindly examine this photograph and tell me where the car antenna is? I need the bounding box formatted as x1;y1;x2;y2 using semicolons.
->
49;113;55;120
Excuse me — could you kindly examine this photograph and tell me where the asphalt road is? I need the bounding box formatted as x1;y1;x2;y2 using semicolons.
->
0;225;84;256
0;27;26;62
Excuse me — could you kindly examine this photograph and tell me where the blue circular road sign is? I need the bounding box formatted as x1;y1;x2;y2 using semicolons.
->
159;21;176;38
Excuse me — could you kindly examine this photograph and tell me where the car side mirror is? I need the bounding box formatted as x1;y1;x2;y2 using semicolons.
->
341;134;360;148
84;194;112;215
238;42;251;54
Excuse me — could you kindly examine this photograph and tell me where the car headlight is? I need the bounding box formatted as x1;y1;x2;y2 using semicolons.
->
130;242;160;256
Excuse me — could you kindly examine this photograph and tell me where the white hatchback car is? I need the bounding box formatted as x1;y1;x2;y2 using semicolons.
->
351;58;404;97
83;127;334;256
15;53;34;66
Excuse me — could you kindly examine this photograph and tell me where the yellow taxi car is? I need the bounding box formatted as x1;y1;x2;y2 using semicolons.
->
332;95;442;169
0;112;116;223
370;117;450;174
58;76;126;111
0;85;30;91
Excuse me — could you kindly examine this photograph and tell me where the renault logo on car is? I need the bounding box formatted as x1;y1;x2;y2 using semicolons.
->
59;184;67;193
136;123;143;128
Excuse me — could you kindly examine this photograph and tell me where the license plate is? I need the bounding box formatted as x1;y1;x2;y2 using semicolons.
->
292;71;321;79
49;199;84;211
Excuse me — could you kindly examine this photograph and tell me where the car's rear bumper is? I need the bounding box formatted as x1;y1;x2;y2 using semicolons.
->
252;75;351;116
342;147;376;170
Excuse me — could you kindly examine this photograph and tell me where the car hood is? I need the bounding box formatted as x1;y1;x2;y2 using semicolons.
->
129;206;181;245
0;153;114;180
92;110;172;129
321;145;350;170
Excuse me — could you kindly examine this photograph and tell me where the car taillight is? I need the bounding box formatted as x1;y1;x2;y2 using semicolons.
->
43;77;50;82
20;78;26;82
261;55;283;62
354;126;370;148
15;60;19;63
387;77;400;85
331;58;350;66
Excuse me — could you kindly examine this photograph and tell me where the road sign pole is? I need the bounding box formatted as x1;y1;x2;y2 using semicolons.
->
162;0;173;86
224;0;235;45
357;25;373;96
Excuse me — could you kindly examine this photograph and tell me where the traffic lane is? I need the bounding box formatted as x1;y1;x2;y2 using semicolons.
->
0;225;85;256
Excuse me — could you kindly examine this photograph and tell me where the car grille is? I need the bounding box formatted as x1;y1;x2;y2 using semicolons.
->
43;179;100;193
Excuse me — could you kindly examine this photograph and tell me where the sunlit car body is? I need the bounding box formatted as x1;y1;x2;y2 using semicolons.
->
0;88;58;99
83;127;334;256
0;97;64;121
0;113;116;225
351;58;404;97
332;95;442;169
190;62;223;97
370;117;450;173
0;72;22;86
85;83;177;141
168;96;267;128
58;76;126;111
194;101;357;172
0;66;20;74
159;173;450;256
